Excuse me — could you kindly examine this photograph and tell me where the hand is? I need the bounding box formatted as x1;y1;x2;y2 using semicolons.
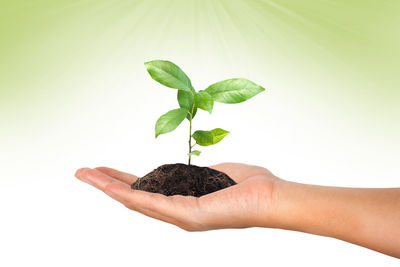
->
75;163;400;257
75;163;283;231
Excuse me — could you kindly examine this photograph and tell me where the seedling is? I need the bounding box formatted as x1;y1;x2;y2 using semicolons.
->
145;60;265;166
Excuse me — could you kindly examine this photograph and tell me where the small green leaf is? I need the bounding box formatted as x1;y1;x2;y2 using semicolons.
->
192;128;230;146
144;60;193;92
155;108;188;138
188;150;201;156
177;90;197;120
194;90;214;113
205;78;265;104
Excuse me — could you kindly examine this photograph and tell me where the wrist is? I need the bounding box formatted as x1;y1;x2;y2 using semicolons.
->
267;180;358;239
263;179;304;230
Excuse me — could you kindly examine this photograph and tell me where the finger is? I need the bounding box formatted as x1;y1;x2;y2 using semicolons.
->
76;169;201;231
104;183;199;227
74;168;186;227
104;183;195;230
94;166;138;184
75;168;125;190
75;169;187;227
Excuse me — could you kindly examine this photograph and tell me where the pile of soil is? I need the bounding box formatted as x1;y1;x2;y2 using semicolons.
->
131;163;236;197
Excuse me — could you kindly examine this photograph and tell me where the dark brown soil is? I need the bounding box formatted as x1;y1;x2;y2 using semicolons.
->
131;163;237;197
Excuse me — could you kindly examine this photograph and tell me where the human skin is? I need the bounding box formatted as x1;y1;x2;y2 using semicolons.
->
75;163;400;258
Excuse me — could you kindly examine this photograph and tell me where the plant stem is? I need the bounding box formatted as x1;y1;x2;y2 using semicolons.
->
188;102;195;166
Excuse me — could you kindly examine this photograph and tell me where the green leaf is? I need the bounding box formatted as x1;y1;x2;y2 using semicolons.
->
192;128;230;146
188;150;201;156
194;90;214;114
205;78;265;104
177;90;197;120
155;108;188;138
144;60;193;92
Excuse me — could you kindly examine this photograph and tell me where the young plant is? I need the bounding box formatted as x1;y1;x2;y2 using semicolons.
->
145;60;265;166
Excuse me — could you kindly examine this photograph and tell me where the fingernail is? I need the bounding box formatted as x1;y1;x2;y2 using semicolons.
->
75;168;90;178
75;168;94;185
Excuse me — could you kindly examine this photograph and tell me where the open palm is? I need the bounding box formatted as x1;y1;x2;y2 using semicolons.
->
75;163;281;231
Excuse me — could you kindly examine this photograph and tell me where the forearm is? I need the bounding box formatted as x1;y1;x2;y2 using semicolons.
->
271;180;400;258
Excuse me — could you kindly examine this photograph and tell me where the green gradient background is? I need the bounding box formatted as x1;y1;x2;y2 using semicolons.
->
1;1;399;118
1;0;399;159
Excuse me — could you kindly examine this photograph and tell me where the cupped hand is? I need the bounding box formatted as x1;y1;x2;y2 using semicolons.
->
75;163;284;231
